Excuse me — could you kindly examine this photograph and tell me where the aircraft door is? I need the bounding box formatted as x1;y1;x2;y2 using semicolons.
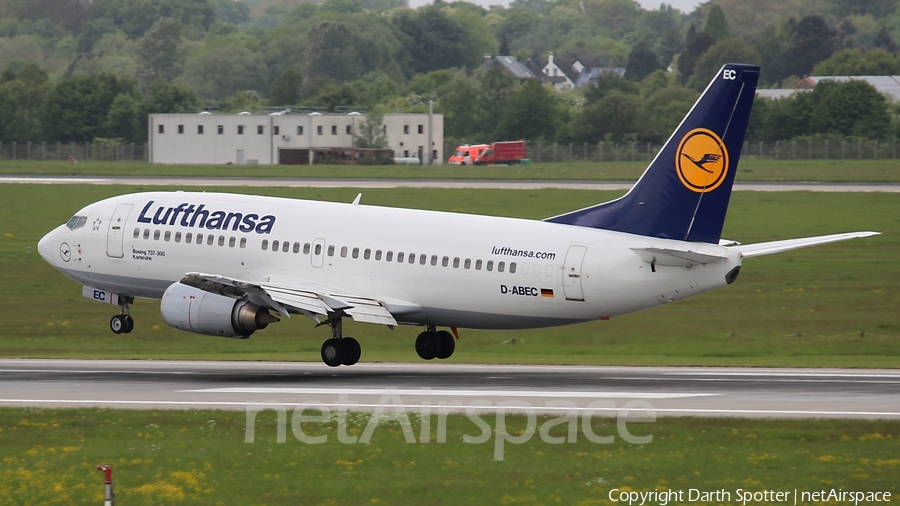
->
311;238;325;268
106;204;133;258
563;245;587;301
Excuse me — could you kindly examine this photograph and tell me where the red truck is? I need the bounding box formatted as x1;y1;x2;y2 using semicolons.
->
472;140;527;165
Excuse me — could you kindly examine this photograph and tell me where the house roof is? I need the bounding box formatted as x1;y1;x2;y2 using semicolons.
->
575;67;626;87
490;56;537;79
793;75;900;101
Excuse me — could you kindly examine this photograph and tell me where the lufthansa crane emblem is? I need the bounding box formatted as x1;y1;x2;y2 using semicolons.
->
675;128;729;193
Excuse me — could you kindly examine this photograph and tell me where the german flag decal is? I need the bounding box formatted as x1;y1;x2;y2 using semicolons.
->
541;288;554;298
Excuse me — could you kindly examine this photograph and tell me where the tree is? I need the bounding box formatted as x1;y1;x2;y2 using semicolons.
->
808;79;890;138
625;40;661;82
570;90;642;143
353;109;389;148
678;24;715;85
42;72;121;142
703;4;730;42
304;21;361;83
269;69;302;106
104;93;140;142
687;38;760;90
497;79;558;141
782;16;836;77
437;74;478;140
394;6;467;75
136;18;182;91
179;44;268;100
476;65;516;140
0;63;50;142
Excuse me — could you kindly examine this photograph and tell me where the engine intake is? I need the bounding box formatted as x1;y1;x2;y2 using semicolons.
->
160;282;279;338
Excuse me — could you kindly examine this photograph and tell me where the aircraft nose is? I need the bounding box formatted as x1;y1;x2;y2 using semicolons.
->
38;231;54;264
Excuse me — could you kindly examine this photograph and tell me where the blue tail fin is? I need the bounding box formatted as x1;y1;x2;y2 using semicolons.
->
546;64;760;244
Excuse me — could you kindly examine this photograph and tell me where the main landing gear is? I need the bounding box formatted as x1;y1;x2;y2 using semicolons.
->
109;299;135;335
320;318;361;367
415;326;455;360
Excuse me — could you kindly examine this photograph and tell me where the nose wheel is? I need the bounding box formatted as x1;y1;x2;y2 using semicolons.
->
415;327;455;360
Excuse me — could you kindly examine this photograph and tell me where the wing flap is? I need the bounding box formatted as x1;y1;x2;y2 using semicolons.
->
735;232;880;258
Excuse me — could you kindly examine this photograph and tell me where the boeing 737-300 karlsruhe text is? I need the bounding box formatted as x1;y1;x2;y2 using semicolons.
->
38;65;878;366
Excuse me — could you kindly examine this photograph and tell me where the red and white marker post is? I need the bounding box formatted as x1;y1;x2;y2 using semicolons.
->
95;465;114;506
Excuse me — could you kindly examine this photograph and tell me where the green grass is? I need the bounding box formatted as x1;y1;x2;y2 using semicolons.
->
1;407;897;505
0;184;897;367
3;158;900;182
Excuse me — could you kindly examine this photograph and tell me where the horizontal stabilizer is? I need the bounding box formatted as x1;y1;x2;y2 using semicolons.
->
734;232;880;258
631;246;727;267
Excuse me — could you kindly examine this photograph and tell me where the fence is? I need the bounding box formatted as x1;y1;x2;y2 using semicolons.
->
0;142;148;162
445;139;900;163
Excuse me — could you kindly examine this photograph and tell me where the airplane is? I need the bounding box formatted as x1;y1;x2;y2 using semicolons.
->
38;64;878;367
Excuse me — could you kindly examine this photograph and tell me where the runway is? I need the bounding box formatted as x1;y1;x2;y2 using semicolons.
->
1;359;898;419
2;175;900;192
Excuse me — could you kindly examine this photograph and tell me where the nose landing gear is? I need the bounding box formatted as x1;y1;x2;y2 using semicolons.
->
415;326;455;360
109;299;134;334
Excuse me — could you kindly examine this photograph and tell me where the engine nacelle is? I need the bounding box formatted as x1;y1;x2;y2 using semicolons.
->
160;282;279;338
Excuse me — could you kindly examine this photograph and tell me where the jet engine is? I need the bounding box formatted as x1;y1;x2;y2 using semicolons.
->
160;281;279;338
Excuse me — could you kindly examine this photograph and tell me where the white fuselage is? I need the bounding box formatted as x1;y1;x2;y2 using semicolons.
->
39;191;742;330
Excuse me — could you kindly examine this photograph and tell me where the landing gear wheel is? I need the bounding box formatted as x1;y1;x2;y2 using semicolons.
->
110;314;126;334
415;331;438;360
435;330;455;359
342;337;361;366
122;314;135;334
321;338;345;367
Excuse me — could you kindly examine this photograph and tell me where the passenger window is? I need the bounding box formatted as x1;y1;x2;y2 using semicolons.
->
364;249;371;260
397;252;404;262
272;240;280;251
486;260;493;271
386;251;393;262
293;242;300;253
410;253;416;264
341;246;348;258
153;230;160;240
240;238;247;248
133;228;140;238
475;259;482;270
453;257;460;268
464;258;471;269
196;233;203;244
303;243;311;254
498;261;506;272
143;229;150;240
314;244;322;255
282;241;289;252
419;254;426;265
207;234;214;245
327;245;335;256
262;239;268;250
164;231;171;242
352;247;359;259
510;262;517;273
441;256;449;267
431;255;438;266
229;237;236;247
375;250;382;261
218;235;225;246
175;232;182;242
185;232;193;243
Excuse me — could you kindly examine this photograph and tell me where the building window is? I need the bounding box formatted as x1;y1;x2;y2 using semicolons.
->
382;125;387;134
386;251;393;262
297;126;303;135
238;125;244;135
453;257;460;268
314;244;322;255
430;255;438;266
509;262;517;273
475;259;482;270
198;125;204;134
418;125;423;134
257;125;264;135
346;125;352;134
432;150;438;161
464;258;471;269
419;254;426;265
317;126;323;135
403;125;409;134
273;126;280;135
303;243;310;254
375;250;382;261
158;124;164;134
486;260;493;271
217;125;223;134
196;233;203;244
177;125;184;134
142;229;150;240
331;125;337;135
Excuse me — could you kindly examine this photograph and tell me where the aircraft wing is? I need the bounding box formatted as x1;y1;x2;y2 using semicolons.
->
733;232;880;258
182;272;400;326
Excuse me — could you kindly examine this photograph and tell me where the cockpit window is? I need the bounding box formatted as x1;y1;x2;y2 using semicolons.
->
66;216;80;230
75;216;87;229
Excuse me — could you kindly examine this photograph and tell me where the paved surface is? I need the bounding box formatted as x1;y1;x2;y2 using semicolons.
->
1;360;898;418
2;176;900;192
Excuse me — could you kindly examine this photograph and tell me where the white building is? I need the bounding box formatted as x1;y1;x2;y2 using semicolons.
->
148;111;444;165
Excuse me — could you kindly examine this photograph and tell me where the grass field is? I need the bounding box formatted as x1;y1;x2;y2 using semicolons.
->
3;158;900;182
1;407;898;505
1;184;897;367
